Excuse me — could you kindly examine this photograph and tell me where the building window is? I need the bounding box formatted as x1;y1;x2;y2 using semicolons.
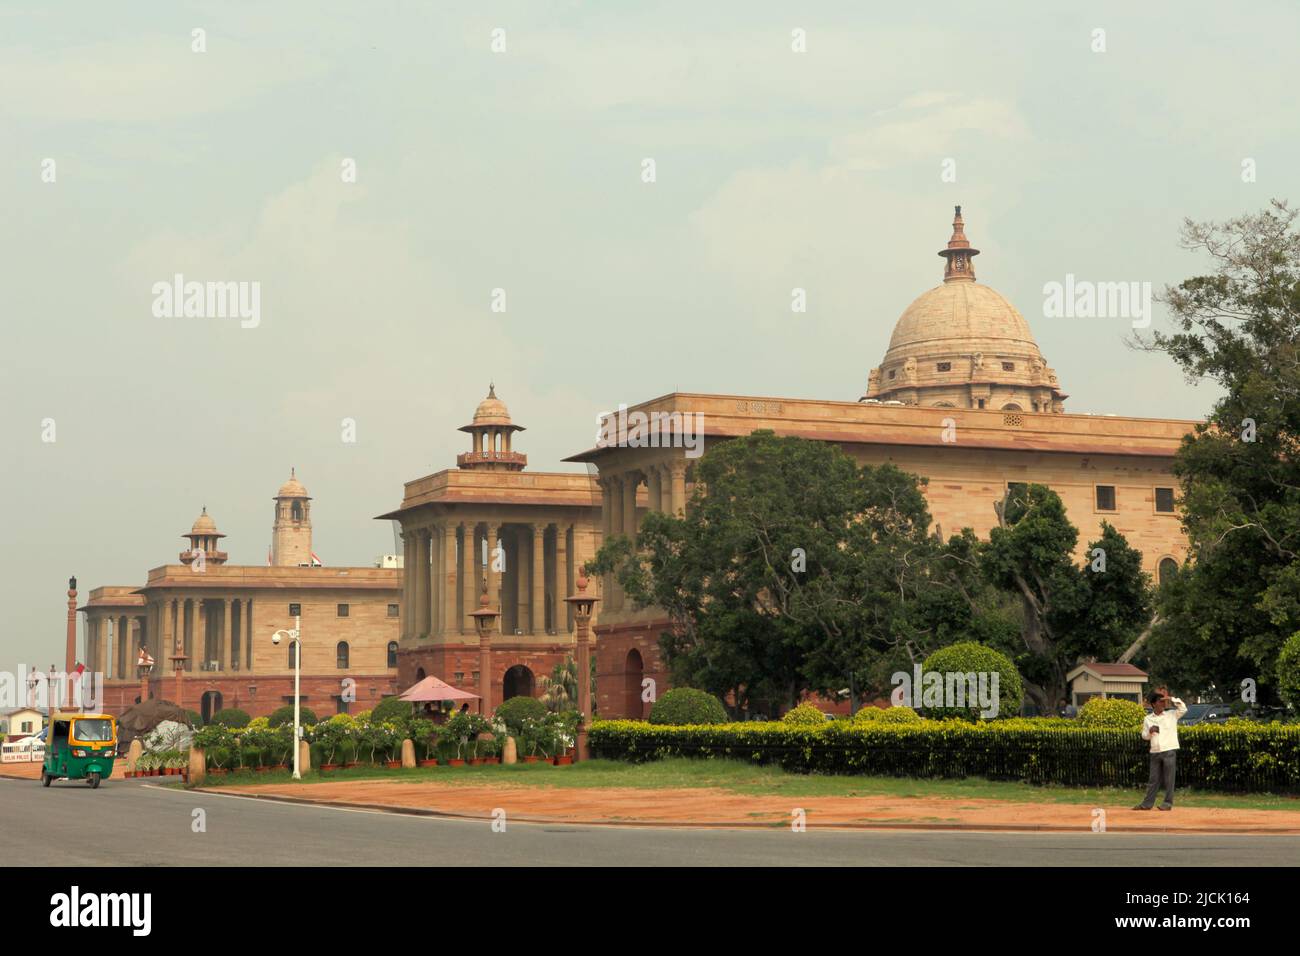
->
387;641;398;668
977;399;985;409
1001;361;1015;371
336;697;350;715
936;362;951;372
888;369;896;380
1155;487;1175;513
288;603;301;617
454;672;465;682
1158;557;1179;585
387;603;399;618
337;603;349;617
1095;485;1117;511
471;671;480;682
336;641;350;669
288;644;299;669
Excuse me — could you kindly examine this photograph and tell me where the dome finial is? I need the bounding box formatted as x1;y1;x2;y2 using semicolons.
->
487;382;496;399
939;205;979;282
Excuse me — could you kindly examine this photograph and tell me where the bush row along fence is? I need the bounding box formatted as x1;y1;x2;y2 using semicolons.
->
588;720;1300;793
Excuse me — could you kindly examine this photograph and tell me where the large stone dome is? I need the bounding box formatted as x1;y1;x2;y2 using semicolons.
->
862;207;1067;414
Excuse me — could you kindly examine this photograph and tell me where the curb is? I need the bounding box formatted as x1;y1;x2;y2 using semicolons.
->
197;788;1300;835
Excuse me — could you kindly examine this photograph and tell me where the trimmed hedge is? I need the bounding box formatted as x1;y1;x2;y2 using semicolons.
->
647;688;728;726
855;705;921;724
210;708;251;728
369;696;414;726
1077;697;1145;729
588;719;1300;793
495;695;547;736
919;642;1023;719
782;703;827;725
268;705;318;728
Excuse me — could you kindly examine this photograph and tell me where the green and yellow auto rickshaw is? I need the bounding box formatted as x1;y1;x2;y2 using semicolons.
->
42;712;117;788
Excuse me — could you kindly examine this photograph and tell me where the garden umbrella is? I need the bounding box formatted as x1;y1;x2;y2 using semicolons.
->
397;675;480;703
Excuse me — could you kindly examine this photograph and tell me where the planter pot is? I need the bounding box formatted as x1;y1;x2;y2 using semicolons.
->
320;763;340;772
386;760;402;769
344;761;360;769
418;759;439;767
208;768;226;777
124;770;136;778
522;756;539;763
468;758;484;766
255;766;270;773
447;759;465;767
552;755;573;766
484;757;500;765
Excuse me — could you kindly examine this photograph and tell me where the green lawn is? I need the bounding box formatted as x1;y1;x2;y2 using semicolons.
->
192;757;1300;811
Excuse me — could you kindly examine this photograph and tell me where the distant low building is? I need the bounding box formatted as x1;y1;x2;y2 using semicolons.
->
82;472;401;722
1066;663;1150;706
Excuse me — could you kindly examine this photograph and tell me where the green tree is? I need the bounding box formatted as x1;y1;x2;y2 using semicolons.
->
1140;201;1300;701
590;432;937;714
982;485;1151;713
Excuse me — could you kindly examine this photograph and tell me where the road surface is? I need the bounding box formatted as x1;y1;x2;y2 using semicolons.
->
4;776;1298;866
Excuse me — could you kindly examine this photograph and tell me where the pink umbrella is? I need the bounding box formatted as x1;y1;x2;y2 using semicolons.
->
398;675;480;703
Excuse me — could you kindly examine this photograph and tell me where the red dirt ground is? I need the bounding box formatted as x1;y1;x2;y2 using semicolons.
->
204;778;1300;833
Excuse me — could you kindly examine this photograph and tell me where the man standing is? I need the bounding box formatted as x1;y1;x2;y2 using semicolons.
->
1133;686;1187;811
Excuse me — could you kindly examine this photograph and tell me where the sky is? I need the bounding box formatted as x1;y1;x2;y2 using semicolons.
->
2;1;1298;677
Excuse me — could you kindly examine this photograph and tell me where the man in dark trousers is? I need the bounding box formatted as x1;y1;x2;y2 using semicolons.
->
1133;686;1187;811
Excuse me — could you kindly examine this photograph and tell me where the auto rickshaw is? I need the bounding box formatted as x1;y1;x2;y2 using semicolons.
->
41;712;117;788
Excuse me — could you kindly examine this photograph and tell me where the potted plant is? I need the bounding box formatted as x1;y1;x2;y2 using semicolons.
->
444;711;483;766
382;722;403;768
410;717;439;766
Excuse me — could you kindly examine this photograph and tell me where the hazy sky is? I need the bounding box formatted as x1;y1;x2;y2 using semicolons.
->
3;2;1298;676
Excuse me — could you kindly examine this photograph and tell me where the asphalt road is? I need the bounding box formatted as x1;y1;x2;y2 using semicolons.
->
4;776;1298;866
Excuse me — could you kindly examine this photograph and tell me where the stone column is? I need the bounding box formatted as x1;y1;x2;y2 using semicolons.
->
161;601;174;674
622;471;640;544
531;523;545;634
557;525;571;634
486;523;503;612
401;531;414;640
416;529;431;639
670;459;688;516
430;525;443;637
196;601;207;672
245;599;254;671
515;530;529;635
647;466;663;514
443;527;457;638
461;523;477;635
221;598;232;671
599;478;614;613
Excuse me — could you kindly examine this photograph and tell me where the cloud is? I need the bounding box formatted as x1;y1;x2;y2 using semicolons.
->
0;35;328;122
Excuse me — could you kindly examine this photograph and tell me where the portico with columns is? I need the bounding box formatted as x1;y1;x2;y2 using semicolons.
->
379;386;603;708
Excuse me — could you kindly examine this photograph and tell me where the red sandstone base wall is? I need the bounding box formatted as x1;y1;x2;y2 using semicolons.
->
98;673;399;720
594;620;671;720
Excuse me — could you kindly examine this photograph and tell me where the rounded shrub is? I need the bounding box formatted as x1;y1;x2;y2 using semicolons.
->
782;703;828;725
1277;631;1300;710
210;708;250;728
1077;696;1145;729
495;695;547;736
919;642;1024;719
267;704;318;728
855;705;921;724
647;688;728;726
369;696;414;725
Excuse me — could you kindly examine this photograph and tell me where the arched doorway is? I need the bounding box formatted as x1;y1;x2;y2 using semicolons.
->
502;665;535;701
200;690;223;723
624;649;644;719
416;667;427;682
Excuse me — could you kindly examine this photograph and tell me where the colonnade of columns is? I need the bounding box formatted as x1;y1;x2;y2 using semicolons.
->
599;459;689;611
92;596;255;679
402;520;580;641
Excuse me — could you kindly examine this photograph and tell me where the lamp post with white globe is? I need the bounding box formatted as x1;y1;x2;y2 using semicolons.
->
272;615;303;779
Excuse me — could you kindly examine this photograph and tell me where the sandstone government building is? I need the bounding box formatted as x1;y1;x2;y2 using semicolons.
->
78;209;1192;721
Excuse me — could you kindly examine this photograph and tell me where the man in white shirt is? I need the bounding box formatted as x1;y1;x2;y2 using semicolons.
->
1133;687;1187;811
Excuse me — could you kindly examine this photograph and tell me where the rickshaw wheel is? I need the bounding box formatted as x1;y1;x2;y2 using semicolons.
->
88;772;101;789
41;772;52;788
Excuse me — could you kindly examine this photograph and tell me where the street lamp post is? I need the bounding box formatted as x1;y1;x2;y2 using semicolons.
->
272;615;303;780
469;577;500;717
564;572;599;761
